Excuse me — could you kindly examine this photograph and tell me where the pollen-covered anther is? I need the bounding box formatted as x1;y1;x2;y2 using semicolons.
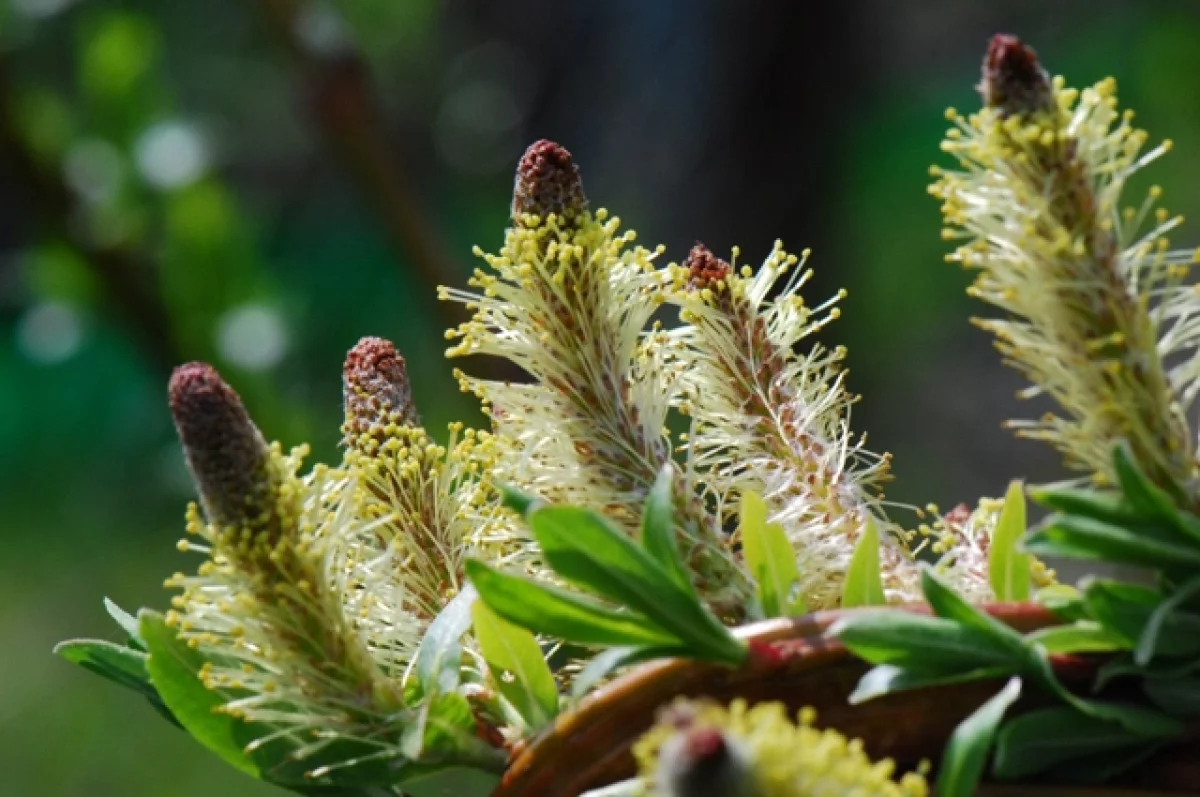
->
683;243;733;292
511;139;589;225
342;336;419;447
980;33;1054;116
169;362;271;526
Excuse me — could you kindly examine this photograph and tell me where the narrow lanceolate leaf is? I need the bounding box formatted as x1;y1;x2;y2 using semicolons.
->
569;645;692;701
1035;584;1090;622
848;663;1012;705
1112;443;1191;529
1085;580;1200;659
104;597;146;648
526;505;746;665
1030;486;1140;527
1024;622;1125;655
1024;515;1200;571
938;677;1022;797
829;611;1020;672
139;610;259;777
465;560;681;649
841;515;886;609
1143;676;1200;718
471;601;559;729
993;706;1169;779
54;639;154;697
1136;574;1200;665
53;637;178;726
741;490;802;616
499;484;542;517
399;766;502;797
640;466;691;591
920;566;1027;658
989;480;1031;602
414;585;477;697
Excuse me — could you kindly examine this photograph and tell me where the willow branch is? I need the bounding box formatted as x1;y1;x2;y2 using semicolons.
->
0;57;177;376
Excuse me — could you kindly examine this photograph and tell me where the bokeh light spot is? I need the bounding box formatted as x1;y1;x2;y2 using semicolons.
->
17;300;85;364
216;303;289;371
135;121;208;190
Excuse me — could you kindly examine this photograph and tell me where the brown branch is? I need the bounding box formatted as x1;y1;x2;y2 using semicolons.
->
0;58;178;377
255;0;461;324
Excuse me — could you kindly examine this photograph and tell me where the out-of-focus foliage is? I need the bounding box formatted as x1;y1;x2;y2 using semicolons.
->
3;2;1200;795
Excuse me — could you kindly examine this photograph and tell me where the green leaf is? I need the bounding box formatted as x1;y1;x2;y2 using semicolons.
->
55;638;152;695
1030;486;1140;527
139;610;259;777
1035;584;1090;622
499;484;542;517
1025;622;1125;655
1112;443;1194;535
848;663;1012;704
829;611;1020;672
104;597;145;648
54;636;178;727
841;515;886;609
1095;654;1200;691
938;677;1022;797
989;481;1031;602
1085;580;1200;658
471;601;559;729
640;466;691;592
920;566;1028;659
527;505;745;665
399;766;501;797
414;586;476;698
1143;676;1200;717
400;692;504;772
466;560;681;649
1136;574;1200;665
570;645;691;701
742;490;803;616
1024;515;1200;571
993;706;1161;779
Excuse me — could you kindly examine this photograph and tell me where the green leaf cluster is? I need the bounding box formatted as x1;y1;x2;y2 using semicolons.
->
469;468;748;676
55;597;503;796
829;444;1200;795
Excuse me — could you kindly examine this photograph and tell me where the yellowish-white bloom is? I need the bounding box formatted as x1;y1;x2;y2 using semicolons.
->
633;699;929;797
165;363;408;771
667;243;996;607
441;140;750;614
933;34;1200;491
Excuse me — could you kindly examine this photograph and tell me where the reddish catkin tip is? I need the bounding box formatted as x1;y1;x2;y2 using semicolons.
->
683;243;732;290
343;336;419;441
657;724;751;797
169;362;271;524
980;33;1054;115
511;139;589;225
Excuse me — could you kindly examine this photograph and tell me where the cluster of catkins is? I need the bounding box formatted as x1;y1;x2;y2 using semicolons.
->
159;32;1200;790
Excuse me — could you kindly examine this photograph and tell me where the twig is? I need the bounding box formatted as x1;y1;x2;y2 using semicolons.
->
255;0;462;327
0;57;178;376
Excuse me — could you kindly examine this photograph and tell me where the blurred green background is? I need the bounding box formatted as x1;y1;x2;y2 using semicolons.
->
2;1;1199;794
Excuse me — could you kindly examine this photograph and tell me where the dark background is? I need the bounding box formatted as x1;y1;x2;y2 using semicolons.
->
3;1;1199;793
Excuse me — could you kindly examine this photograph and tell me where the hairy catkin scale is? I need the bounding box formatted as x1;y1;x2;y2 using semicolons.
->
343;336;420;440
979;34;1055;116
512;139;589;223
169;362;272;526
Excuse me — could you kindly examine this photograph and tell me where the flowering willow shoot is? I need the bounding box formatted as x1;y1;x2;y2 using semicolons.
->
56;32;1200;797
